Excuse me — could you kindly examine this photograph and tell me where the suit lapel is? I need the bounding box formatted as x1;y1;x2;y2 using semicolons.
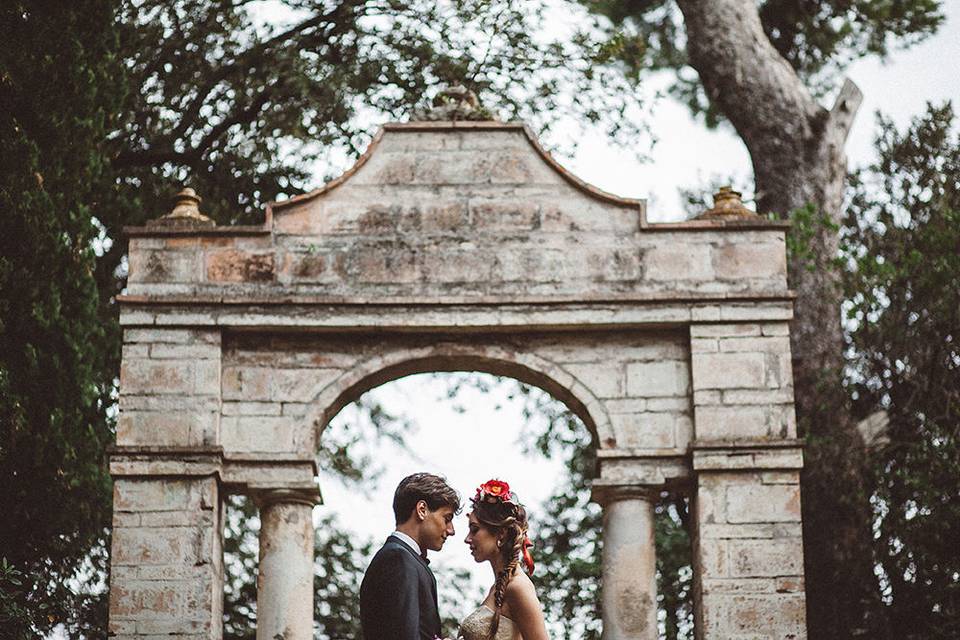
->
387;535;431;569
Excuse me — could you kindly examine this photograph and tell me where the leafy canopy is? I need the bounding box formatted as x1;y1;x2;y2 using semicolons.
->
580;0;944;124
0;0;124;636
843;103;960;639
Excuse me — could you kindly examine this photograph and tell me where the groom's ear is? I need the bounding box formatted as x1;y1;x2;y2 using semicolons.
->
415;499;428;522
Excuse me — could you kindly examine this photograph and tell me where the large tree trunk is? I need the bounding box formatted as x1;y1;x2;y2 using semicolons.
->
674;0;883;636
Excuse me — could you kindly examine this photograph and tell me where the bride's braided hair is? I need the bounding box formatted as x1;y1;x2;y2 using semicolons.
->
471;480;535;639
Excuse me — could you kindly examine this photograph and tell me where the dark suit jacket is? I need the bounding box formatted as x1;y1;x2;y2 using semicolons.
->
359;536;440;640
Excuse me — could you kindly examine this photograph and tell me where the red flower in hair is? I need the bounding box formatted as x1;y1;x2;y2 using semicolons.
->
476;479;512;503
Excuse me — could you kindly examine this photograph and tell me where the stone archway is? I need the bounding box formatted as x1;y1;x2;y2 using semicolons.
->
306;341;613;447
109;111;806;639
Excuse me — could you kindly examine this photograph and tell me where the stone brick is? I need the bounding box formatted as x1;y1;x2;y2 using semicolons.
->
270;367;340;403
222;366;272;401
695;405;769;440
726;483;802;523
719;335;791;354
150;343;220;360
122;344;150;359
116;410;215;447
113;479;196;513
698;522;803;540
221;401;282;416
691;337;718;353
645;397;690;412
645;243;713;281
675;413;694;451
612;412;677;448
345;243;422;283
470;201;539;231
692;352;766;390
761;322;791;336
120;360;197;396
113;123;803;638
603;398;648;414
565;362;624;398
220;415;299;453
729;538;803;577
625;360;689;397
205;249;275;282
691;305;722;321
128;249;201;284
693;389;723;405
125;328;219;345
722;388;794;405
113;527;197;566
698;538;728;575
725;594;806;635
691;323;762;338
120;394;220;413
713;242;786;280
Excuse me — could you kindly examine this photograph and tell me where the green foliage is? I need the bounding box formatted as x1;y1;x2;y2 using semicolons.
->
842;103;960;638
580;0;944;124
784;202;841;272
0;1;124;635
101;0;647;228
0;558;39;639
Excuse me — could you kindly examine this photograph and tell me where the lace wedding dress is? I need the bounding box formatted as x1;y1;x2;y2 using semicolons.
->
458;605;520;640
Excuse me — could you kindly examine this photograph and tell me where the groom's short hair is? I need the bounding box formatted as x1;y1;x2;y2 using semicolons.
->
393;473;461;524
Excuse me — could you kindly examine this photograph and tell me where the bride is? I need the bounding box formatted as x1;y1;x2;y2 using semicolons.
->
456;479;549;640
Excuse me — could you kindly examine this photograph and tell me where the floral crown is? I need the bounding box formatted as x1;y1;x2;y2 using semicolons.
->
472;479;516;506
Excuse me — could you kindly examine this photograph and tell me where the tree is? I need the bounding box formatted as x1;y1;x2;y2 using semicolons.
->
0;1;640;634
575;1;946;634
0;1;125;636
843;103;960;639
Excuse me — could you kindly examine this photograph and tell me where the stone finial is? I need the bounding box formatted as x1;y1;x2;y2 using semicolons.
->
697;186;760;220
412;84;496;121
148;187;215;228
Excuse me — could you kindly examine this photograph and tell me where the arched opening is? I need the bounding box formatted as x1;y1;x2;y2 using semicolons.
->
306;348;615;449
222;358;693;639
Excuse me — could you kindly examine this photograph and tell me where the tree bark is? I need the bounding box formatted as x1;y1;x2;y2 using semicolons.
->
674;0;882;636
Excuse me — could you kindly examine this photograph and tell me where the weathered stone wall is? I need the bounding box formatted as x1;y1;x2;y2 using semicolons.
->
118;328;221;448
690;322;805;639
218;329;692;456
124;124;787;302
110;119;805;639
109;477;223;639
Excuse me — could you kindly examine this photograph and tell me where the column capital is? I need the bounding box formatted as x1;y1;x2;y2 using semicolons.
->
254;487;321;508
590;479;660;506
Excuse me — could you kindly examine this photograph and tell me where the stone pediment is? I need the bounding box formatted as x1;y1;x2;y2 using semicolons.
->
124;120;790;303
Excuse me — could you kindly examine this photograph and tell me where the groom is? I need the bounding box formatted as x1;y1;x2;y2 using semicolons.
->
360;472;461;640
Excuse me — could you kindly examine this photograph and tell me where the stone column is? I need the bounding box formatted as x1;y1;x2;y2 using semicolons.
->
108;473;224;640
109;325;224;640
593;483;659;640
690;322;807;639
255;489;318;640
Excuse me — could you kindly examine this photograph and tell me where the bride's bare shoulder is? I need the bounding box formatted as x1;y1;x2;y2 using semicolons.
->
505;570;538;603
503;571;549;639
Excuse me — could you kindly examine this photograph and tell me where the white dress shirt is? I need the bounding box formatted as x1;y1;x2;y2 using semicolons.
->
389;530;423;557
